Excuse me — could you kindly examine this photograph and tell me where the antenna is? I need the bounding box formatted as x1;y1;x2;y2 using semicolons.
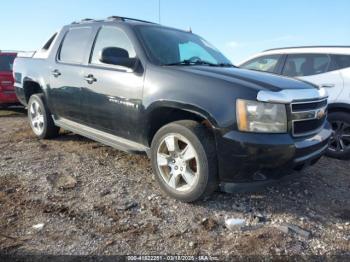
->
158;0;161;24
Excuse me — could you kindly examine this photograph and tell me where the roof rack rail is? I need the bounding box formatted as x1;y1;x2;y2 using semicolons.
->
70;16;157;25
71;18;100;24
107;16;157;24
264;46;350;52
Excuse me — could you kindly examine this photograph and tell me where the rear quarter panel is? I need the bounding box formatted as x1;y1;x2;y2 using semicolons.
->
13;57;51;106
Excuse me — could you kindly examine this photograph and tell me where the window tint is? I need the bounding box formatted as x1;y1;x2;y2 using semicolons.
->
91;27;136;65
240;55;280;73
331;55;350;70
282;54;330;77
59;27;92;64
0;55;16;72
136;26;231;66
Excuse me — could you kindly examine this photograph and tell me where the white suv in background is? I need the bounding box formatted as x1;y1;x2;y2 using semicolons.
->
239;46;350;159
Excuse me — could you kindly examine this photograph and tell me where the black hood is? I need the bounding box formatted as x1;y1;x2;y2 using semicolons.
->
172;66;317;92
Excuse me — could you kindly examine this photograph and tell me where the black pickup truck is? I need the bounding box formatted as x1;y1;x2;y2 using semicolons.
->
14;16;331;202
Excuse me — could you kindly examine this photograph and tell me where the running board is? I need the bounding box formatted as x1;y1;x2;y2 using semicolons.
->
54;118;148;154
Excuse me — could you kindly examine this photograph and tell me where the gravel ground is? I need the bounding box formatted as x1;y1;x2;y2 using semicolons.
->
0;108;349;258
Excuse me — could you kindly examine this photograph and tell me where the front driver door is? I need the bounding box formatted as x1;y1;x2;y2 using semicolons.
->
81;25;144;142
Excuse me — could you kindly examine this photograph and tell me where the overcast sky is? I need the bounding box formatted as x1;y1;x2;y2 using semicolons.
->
1;0;349;63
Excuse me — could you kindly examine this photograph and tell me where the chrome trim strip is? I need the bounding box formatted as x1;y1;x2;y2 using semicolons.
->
290;99;328;137
290;98;327;106
257;88;328;104
53;117;148;153
292;110;323;121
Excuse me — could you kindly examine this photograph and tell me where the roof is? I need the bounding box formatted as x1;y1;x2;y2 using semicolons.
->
264;46;350;52
262;46;350;55
67;16;192;35
237;46;350;66
71;16;157;25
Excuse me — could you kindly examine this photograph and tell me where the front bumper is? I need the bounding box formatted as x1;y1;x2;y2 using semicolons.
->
215;122;332;188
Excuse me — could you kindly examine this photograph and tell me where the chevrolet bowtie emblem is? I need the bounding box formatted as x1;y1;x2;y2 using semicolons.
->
316;108;326;120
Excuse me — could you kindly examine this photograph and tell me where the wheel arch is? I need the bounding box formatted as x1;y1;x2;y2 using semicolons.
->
145;101;218;147
326;103;350;160
328;103;350;114
23;78;45;103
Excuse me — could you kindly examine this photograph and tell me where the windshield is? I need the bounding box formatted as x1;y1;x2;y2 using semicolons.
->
136;26;232;66
0;55;16;72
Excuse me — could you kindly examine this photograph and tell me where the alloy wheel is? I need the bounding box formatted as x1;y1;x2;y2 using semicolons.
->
156;134;199;192
29;101;45;136
329;120;350;152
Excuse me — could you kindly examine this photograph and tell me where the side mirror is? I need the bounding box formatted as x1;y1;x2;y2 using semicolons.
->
99;47;137;68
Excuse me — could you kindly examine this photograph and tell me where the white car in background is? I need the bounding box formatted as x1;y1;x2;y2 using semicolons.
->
239;46;350;159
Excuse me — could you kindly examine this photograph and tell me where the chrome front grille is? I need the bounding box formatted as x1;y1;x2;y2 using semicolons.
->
291;98;328;137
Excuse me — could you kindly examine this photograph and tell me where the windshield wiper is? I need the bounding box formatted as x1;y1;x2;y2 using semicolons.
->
217;63;236;68
162;60;194;66
163;60;236;67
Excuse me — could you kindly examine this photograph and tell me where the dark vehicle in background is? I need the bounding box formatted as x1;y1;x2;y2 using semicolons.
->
0;51;18;108
13;17;331;202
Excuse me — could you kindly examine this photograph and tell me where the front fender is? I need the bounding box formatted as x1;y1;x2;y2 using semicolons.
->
145;100;219;128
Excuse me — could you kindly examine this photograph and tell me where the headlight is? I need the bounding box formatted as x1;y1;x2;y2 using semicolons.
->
236;99;287;133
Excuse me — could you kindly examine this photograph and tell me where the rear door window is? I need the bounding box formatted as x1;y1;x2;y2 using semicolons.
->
59;27;92;64
240;55;281;73
282;54;330;77
330;54;350;70
0;55;16;72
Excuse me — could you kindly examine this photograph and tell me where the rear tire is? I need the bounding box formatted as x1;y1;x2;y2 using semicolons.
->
326;112;350;160
28;94;60;139
151;120;218;202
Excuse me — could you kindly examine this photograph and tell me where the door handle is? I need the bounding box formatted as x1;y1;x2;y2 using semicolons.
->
321;84;335;88
84;74;97;84
52;69;61;78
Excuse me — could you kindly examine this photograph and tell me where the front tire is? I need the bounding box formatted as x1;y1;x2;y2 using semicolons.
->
28;94;60;139
326;112;350;160
151;120;218;202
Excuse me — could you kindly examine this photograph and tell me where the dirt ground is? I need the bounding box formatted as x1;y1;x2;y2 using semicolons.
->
0;108;349;258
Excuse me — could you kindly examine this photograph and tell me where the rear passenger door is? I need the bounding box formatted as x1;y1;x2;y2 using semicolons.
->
81;25;144;141
49;26;94;123
281;54;344;103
